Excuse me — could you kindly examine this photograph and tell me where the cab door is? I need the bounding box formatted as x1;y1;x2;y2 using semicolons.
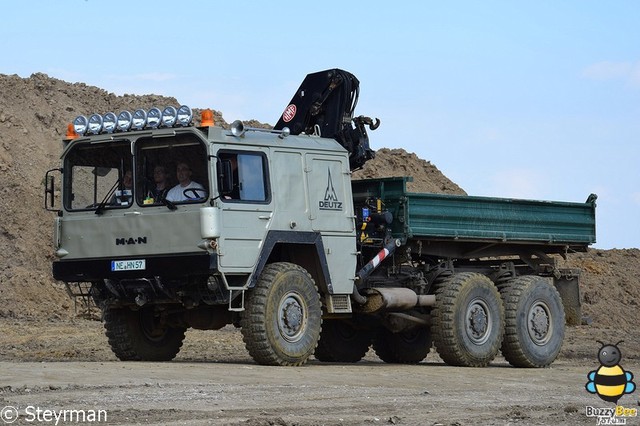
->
216;149;273;273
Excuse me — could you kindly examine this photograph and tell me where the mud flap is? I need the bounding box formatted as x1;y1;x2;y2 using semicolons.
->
554;268;582;326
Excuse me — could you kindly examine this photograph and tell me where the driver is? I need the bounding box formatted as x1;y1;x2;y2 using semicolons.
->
166;162;204;202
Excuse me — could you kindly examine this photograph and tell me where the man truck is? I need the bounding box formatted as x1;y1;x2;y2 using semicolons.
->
45;69;596;367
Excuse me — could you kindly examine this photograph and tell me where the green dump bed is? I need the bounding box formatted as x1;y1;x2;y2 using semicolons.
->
352;177;596;256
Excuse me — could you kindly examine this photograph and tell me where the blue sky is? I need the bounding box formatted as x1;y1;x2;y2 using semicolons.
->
2;1;638;249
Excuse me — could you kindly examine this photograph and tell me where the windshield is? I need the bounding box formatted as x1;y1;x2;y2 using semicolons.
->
64;141;133;210
63;133;209;211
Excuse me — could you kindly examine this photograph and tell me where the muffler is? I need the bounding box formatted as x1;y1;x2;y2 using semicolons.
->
358;287;435;313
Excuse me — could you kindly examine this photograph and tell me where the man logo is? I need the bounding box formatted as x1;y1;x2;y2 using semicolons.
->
116;236;147;245
319;169;343;211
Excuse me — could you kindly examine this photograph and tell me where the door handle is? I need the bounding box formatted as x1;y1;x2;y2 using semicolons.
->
258;215;271;220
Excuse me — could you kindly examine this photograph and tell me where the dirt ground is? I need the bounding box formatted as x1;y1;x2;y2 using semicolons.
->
0;319;639;426
1;73;640;425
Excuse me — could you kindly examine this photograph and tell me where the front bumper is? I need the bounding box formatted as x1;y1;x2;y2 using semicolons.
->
53;252;218;282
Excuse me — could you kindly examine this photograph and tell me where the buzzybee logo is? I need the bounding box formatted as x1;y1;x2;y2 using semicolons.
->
584;341;637;425
586;341;635;404
319;169;342;211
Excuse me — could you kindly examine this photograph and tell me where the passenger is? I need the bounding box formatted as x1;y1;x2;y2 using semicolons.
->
121;169;133;190
111;169;132;205
166;162;204;202
148;165;170;202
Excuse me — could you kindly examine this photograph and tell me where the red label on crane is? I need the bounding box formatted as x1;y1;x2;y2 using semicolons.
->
282;104;297;123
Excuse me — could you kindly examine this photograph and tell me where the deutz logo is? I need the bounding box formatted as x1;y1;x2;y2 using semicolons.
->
116;237;147;245
319;169;343;211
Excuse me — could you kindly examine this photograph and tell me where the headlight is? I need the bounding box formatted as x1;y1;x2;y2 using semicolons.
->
177;105;193;126
161;106;177;127
73;115;88;135
117;111;132;131
147;107;161;128
103;112;117;133
88;113;103;135
132;109;147;130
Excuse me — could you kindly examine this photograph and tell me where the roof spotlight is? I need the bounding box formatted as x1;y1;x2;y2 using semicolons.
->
88;113;104;135
73;115;88;135
147;107;162;128
161;106;177;127
176;105;193;126
132;109;147;130
117;111;132;131
102;112;117;133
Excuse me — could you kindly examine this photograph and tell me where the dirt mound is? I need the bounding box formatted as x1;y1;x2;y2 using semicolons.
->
352;148;466;195
0;73;638;347
0;73;229;320
563;249;640;329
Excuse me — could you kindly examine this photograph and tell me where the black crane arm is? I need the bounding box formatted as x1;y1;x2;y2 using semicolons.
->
274;69;378;170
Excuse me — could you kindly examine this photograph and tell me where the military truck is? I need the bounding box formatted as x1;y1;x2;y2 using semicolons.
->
45;69;596;367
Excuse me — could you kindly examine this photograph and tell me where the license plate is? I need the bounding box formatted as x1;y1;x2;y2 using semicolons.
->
111;259;146;271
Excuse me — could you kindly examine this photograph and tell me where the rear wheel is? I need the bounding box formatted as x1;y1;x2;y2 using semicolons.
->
431;272;504;367
241;262;322;366
373;327;431;364
314;320;371;363
499;276;565;368
103;306;186;361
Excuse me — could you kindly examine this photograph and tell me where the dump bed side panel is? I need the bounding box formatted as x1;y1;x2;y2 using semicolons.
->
404;192;596;244
352;177;596;249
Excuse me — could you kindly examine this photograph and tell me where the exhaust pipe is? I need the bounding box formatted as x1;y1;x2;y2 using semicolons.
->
358;287;435;314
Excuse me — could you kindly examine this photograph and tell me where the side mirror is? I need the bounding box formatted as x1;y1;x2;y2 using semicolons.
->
44;168;62;212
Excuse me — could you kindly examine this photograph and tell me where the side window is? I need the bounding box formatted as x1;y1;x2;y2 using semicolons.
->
218;151;270;203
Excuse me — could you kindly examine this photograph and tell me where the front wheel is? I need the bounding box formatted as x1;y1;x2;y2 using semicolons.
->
103;306;186;361
499;276;565;368
241;262;322;366
431;273;504;367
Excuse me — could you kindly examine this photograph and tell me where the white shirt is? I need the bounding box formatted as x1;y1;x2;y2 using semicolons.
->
166;181;205;202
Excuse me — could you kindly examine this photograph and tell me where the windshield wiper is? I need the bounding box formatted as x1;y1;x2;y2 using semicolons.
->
94;180;119;215
160;198;177;211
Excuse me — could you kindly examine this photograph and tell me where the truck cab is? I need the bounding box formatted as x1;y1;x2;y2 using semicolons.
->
47;105;361;364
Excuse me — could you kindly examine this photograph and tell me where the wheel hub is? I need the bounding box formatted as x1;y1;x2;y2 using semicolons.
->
279;293;305;342
466;299;491;344
528;302;551;345
470;307;488;335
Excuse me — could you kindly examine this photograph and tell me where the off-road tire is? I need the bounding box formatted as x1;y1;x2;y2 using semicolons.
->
431;272;504;367
241;262;322;366
314;320;371;363
499;275;565;368
373;327;431;364
103;307;186;361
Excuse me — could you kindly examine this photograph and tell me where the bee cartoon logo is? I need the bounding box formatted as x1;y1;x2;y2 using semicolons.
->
585;340;636;404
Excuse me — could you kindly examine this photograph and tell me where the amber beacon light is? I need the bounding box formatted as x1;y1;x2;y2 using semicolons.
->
201;109;214;127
